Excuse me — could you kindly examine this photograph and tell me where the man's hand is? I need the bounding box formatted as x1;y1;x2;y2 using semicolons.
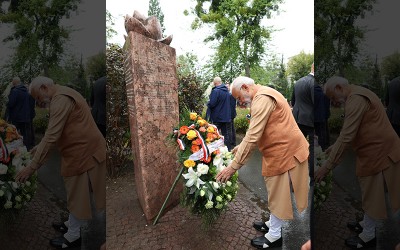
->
324;145;333;155
15;165;36;183
30;146;38;156
231;145;239;155
216;164;237;183
315;161;331;183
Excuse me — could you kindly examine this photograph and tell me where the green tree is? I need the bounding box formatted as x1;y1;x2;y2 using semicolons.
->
106;9;117;40
148;0;165;34
381;51;400;84
176;53;208;114
86;51;106;83
190;0;281;77
0;0;80;78
315;0;376;83
286;51;314;84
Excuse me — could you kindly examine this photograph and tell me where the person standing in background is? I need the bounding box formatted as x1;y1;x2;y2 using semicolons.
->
90;76;106;138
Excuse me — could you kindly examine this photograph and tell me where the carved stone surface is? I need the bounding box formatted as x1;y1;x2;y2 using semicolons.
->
124;32;181;221
125;10;173;45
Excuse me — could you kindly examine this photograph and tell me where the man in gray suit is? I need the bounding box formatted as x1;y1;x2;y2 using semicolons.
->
291;63;314;183
386;76;400;137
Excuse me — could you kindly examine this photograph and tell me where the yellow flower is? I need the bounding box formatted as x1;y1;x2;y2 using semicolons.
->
190;112;197;121
183;159;196;168
186;130;197;140
197;119;207;127
207;126;215;133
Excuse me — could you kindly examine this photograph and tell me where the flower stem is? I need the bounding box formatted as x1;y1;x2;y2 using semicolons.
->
153;166;185;225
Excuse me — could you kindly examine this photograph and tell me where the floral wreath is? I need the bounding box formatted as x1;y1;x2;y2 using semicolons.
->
172;111;239;228
0;119;37;216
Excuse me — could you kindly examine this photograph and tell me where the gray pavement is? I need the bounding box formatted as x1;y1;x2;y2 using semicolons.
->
0;148;105;250
238;149;311;248
315;148;400;249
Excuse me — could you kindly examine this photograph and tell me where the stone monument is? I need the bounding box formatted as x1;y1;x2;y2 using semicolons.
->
123;11;181;221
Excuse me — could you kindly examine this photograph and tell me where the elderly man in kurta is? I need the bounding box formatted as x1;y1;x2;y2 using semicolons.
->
217;76;309;249
315;76;400;249
16;76;106;249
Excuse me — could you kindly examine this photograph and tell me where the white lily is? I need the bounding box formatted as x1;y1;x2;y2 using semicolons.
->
182;167;205;189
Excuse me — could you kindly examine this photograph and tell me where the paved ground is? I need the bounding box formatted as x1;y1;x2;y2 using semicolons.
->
0;149;105;250
315;149;400;250
2;137;399;250
106;166;311;250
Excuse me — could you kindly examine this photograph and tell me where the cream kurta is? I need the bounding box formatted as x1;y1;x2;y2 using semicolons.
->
326;85;400;218
232;86;309;219
31;85;106;219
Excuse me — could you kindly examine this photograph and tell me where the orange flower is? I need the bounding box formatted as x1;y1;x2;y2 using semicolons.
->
213;149;220;155
199;127;206;133
191;144;200;153
179;126;189;135
192;138;202;145
201;155;212;163
206;133;215;143
207;126;215;133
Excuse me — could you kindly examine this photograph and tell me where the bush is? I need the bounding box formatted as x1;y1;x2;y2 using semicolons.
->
327;107;344;135
178;73;207;115
106;43;132;176
32;108;49;134
233;108;250;134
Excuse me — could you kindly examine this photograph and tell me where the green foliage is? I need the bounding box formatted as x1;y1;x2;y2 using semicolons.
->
381;51;400;84
191;0;281;77
148;0;166;34
233;108;250;134
106;43;132;176
327;107;344;135
287;51;314;83
0;0;80;78
32;108;49;134
234;116;249;134
106;9;117;39
177;53;208;114
178;74;207;115
86;51;106;83
315;0;376;83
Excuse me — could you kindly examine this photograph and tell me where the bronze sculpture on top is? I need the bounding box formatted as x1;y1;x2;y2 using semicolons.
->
124;10;173;45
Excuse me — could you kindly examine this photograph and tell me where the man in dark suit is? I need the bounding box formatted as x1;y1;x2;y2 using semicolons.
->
6;76;35;149
207;77;232;150
291;63;314;183
385;76;400;136
90;76;106;137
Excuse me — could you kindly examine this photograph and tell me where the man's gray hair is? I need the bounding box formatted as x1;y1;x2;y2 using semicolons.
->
29;76;54;93
213;77;222;84
12;76;21;85
231;76;255;93
324;76;349;93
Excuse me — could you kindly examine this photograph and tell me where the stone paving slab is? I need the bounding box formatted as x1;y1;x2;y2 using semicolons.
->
0;182;70;250
106;167;310;250
315;182;400;250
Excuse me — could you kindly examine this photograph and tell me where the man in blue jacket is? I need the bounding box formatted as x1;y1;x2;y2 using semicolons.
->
6;77;35;149
207;77;233;150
